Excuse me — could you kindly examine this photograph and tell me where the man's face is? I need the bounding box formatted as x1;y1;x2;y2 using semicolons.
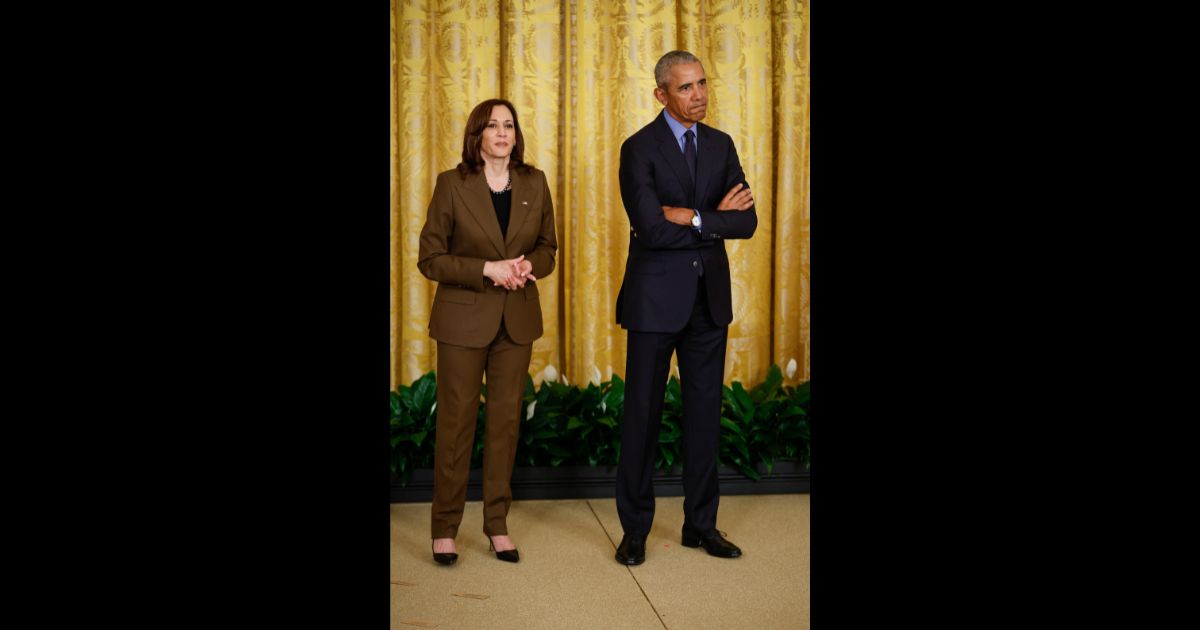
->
655;62;708;127
481;104;515;160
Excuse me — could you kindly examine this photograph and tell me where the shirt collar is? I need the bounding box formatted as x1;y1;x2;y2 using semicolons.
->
662;109;697;148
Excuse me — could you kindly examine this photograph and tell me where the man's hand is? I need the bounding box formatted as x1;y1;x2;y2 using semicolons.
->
661;205;695;226
717;183;753;211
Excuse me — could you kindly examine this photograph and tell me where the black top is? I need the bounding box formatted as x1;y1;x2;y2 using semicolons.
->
491;188;511;238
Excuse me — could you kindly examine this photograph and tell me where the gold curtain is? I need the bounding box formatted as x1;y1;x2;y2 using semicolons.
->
391;0;809;389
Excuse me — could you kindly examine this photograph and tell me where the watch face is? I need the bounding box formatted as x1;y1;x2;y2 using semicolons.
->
692;214;701;227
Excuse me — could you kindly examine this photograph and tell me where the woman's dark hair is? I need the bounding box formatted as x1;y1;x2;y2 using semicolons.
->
456;98;534;177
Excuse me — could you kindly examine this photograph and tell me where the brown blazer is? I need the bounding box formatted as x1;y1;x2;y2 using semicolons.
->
417;166;557;348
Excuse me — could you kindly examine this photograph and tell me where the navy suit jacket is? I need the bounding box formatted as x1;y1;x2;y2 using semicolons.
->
615;111;758;332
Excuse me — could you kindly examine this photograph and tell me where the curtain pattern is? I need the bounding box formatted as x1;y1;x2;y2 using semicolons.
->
391;0;809;388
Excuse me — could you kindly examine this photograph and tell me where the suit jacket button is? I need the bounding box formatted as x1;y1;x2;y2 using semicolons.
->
692;260;698;268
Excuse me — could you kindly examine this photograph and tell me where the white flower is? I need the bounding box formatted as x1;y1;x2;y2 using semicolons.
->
590;365;602;385
542;364;558;382
786;358;797;379
561;372;569;385
526;400;536;420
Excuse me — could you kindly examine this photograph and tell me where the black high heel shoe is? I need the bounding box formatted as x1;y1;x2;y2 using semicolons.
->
487;535;520;563
432;541;458;566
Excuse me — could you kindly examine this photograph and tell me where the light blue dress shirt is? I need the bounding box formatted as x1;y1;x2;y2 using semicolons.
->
661;110;702;231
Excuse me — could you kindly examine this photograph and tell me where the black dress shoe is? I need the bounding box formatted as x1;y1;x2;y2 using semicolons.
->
432;542;458;566
681;525;742;558
615;534;646;565
488;536;520;563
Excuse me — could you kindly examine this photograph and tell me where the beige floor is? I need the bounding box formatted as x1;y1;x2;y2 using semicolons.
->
391;494;809;629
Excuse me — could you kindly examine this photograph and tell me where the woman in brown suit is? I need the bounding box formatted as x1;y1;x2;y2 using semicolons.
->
417;98;557;565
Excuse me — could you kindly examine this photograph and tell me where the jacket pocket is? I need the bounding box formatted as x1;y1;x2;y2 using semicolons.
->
436;286;476;305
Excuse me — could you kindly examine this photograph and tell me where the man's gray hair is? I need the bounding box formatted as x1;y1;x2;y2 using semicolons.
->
654;50;701;88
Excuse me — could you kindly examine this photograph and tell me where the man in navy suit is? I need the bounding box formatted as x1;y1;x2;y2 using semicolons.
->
614;50;757;565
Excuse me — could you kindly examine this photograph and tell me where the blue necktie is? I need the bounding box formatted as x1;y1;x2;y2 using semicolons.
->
683;129;697;186
683;128;705;276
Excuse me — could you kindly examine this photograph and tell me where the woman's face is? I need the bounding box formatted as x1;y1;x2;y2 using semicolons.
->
480;104;515;161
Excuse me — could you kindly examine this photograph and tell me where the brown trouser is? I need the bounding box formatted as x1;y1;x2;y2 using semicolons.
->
430;325;531;539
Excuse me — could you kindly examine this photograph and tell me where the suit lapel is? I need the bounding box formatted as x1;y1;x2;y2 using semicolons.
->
653;113;696;205
459;171;507;258
504;169;529;251
695;123;719;207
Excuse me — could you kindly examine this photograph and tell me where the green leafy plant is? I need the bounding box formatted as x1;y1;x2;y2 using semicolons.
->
720;364;810;480
389;371;437;486
517;373;625;468
389;366;809;486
